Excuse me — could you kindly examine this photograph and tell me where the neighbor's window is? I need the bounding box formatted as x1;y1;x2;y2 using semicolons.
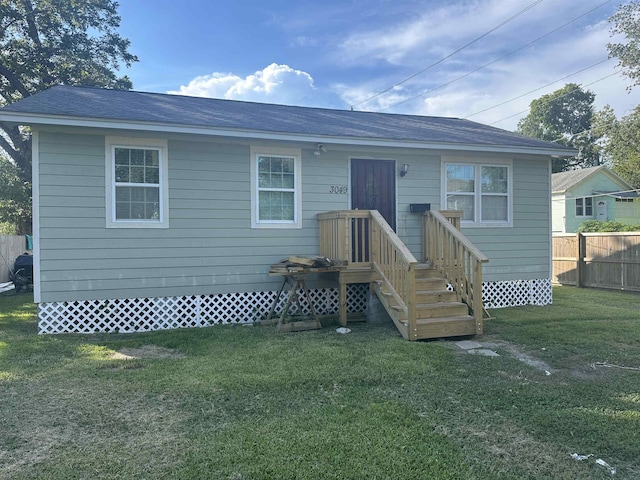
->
445;162;511;225
575;197;593;217
106;137;169;228
251;147;302;228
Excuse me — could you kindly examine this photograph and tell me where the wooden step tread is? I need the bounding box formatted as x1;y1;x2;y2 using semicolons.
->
413;314;477;340
416;301;466;309
414;263;433;270
416;289;454;295
415;314;474;325
416;291;458;304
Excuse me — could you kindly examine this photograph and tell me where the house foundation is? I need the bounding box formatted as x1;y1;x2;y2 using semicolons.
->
36;280;551;334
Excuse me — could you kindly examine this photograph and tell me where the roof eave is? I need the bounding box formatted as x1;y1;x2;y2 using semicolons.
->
0;112;577;157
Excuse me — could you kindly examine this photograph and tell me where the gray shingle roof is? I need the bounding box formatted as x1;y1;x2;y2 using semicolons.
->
1;85;575;153
552;166;604;193
552;165;633;193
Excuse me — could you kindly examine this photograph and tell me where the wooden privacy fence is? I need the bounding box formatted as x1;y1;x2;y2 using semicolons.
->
0;235;29;282
552;232;640;291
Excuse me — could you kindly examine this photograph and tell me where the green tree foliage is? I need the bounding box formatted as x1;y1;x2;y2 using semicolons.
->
595;104;640;188
608;1;640;90
516;83;599;172
0;0;138;182
0;156;31;234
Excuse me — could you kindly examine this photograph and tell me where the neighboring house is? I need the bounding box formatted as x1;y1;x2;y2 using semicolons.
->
552;165;640;233
0;86;574;335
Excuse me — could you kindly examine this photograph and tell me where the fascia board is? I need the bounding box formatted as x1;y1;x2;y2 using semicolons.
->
0;111;578;157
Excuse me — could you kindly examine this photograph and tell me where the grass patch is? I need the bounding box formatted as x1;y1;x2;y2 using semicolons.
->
0;287;639;479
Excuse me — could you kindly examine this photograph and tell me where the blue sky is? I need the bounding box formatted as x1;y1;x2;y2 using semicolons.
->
117;0;640;131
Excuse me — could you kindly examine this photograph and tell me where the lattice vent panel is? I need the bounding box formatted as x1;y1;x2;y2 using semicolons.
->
483;279;552;309
38;284;369;334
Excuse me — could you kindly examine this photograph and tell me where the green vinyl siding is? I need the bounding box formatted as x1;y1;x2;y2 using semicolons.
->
36;128;553;303
562;172;633;233
36;131;346;302
461;157;551;281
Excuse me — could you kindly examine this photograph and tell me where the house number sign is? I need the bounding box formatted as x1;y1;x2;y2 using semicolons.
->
329;186;348;194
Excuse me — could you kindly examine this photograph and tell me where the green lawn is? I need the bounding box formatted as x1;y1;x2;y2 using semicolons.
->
1;286;639;479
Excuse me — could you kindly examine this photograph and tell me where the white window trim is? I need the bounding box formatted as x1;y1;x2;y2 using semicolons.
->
575;196;593;217
105;136;169;228
441;157;513;227
250;146;302;229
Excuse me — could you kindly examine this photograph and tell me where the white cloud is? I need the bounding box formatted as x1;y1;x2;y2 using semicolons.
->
168;63;321;106
169;72;242;98
335;0;561;66
162;1;639;133
336;0;640;131
293;35;319;47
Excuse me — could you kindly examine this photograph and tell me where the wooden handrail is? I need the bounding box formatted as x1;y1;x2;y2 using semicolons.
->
423;210;488;334
369;210;418;327
318;210;419;337
369;210;417;262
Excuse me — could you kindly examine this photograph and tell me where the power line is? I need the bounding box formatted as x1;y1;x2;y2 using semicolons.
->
462;58;612;119
377;0;613;112
351;0;545;108
554;188;640;202
489;70;622;127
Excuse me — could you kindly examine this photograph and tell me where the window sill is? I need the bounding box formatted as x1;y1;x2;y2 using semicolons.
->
106;220;169;229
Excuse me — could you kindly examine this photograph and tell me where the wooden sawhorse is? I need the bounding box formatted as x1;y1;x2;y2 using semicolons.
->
267;273;322;332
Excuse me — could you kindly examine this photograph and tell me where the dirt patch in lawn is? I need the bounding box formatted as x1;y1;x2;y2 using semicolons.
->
0;380;186;479
452;338;554;374
111;345;186;360
453;338;637;381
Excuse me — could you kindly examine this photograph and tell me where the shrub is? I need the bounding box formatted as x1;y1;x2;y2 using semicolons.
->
578;219;640;232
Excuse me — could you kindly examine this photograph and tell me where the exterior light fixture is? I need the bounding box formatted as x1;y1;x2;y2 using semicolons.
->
314;144;327;156
400;163;410;177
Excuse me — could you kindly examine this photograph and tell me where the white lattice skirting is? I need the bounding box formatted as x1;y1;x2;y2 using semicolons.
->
38;284;369;334
483;279;552;309
38;279;552;334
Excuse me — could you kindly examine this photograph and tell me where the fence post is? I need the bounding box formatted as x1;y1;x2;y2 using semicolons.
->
576;232;583;288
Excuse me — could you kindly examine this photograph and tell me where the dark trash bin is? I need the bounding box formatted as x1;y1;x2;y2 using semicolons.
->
11;253;33;293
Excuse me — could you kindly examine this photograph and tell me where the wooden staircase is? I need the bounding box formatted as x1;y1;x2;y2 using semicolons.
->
373;263;477;340
318;209;488;341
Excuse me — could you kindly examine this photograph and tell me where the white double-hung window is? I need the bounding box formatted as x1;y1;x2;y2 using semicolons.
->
575;197;593;217
106;137;169;228
444;159;511;226
251;146;302;228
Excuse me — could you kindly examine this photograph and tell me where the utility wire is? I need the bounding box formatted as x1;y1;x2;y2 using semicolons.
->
352;0;545;108
489;70;622;127
377;0;613;112
554;188;640;201
463;58;612;119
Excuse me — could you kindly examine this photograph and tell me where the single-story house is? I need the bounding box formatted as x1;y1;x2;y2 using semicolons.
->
552;165;640;233
0;86;574;338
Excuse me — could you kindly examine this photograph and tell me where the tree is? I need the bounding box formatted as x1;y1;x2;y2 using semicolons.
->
595;104;640;189
516;83;599;172
0;0;137;182
608;1;640;90
0;156;31;234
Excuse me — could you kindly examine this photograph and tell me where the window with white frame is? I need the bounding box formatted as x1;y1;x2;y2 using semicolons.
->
105;137;169;228
575;197;593;216
444;161;511;225
250;146;302;228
